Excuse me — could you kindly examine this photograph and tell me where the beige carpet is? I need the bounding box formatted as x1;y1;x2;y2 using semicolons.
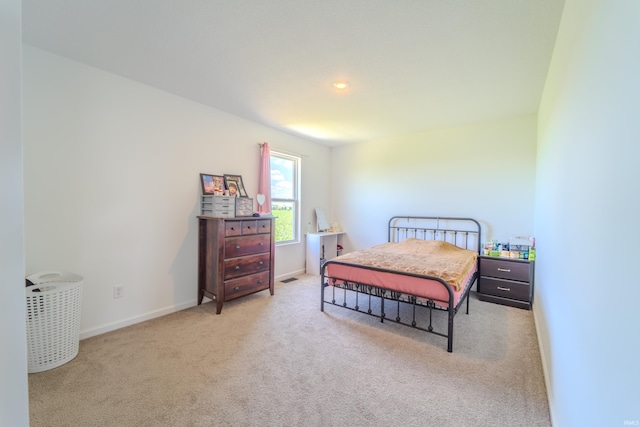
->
29;275;550;426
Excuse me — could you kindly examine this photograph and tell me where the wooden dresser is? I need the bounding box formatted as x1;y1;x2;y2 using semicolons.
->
477;256;535;309
197;216;275;313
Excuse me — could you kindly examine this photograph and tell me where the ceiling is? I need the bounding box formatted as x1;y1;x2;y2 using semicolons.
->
22;0;565;147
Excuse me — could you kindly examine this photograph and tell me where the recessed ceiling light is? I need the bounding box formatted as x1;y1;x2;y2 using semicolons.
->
333;81;348;90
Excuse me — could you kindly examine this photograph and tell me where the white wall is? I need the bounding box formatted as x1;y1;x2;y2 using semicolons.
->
330;115;537;251
0;1;29;425
22;46;331;339
536;1;640;425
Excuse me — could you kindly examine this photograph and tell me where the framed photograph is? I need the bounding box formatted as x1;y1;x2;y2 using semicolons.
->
200;174;225;195
225;179;240;197
224;174;248;197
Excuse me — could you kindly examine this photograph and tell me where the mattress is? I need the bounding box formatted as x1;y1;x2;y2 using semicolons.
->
325;238;478;306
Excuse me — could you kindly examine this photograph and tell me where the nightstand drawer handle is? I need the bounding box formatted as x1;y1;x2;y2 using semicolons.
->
497;268;511;272
497;286;511;291
258;261;264;265
234;286;240;291
235;245;241;249
234;266;241;271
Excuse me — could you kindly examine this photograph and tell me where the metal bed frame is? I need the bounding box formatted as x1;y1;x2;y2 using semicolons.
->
321;216;481;352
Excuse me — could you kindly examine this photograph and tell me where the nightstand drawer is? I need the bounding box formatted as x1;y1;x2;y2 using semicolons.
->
480;258;530;282
480;277;530;302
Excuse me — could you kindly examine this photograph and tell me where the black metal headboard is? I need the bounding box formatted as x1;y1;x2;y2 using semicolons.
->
388;216;482;254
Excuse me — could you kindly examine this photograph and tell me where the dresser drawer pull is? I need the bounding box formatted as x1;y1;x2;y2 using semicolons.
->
257;280;263;285
259;242;264;246
258;261;264;265
235;245;241;249
497;268;511;272
234;286;240;291
234;266;241;271
247;226;252;229
497;286;511;291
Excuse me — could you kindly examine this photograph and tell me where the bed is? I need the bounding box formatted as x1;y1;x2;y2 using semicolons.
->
320;216;481;352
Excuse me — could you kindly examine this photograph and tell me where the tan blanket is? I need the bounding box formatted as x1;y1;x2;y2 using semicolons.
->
331;238;477;292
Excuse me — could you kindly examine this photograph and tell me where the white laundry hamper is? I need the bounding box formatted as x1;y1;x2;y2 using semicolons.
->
26;271;83;373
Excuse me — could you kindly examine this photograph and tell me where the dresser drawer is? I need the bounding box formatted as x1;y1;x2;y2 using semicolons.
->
480;277;530;302
241;220;258;235
257;219;272;234
225;234;271;258
225;220;261;236
223;253;271;280
225;221;244;236
224;271;271;300
480;258;530;282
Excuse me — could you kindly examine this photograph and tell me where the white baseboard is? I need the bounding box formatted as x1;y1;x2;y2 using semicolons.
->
532;303;557;427
79;270;309;340
79;300;197;340
275;269;307;282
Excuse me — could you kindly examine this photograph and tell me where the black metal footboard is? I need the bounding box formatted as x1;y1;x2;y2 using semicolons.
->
321;261;477;352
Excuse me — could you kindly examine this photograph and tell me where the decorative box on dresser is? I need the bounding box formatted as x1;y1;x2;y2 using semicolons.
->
197;216;275;314
477;256;535;309
201;195;235;217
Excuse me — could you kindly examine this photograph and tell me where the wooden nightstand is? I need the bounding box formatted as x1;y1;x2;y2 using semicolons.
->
477;256;535;309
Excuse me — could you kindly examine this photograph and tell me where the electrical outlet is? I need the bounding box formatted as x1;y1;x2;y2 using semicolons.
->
113;284;124;299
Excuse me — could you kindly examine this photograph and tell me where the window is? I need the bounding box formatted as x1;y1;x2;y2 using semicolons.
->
270;151;300;243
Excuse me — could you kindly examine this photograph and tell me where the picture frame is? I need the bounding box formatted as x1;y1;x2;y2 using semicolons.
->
223;174;248;197
200;173;225;195
225;179;240;197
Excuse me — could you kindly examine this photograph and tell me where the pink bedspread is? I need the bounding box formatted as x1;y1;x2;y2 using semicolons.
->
325;239;478;306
